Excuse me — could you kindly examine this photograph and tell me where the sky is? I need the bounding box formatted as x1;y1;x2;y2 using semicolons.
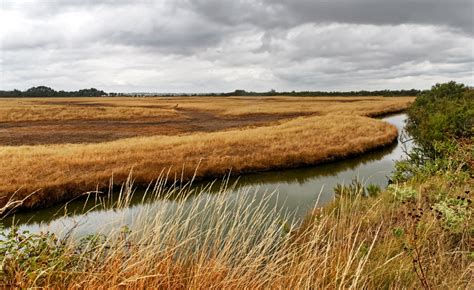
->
0;0;473;93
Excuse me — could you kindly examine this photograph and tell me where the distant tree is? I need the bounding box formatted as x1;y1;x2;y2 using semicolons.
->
75;88;107;97
0;86;110;97
233;89;247;96
24;86;58;97
0;89;22;97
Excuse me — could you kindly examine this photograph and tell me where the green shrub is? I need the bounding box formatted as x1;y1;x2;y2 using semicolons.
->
0;226;74;286
394;82;472;185
0;225;119;286
406;81;473;159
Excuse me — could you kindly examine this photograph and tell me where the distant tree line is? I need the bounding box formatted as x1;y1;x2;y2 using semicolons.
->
162;88;422;97
0;86;107;97
214;89;422;97
0;86;423;98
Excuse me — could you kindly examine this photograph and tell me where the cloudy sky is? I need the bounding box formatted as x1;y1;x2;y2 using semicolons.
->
1;0;472;93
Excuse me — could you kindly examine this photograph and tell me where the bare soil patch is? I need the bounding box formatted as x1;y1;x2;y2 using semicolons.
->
0;109;309;145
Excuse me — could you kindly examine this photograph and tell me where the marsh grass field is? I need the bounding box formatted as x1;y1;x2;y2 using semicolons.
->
0;96;413;212
0;85;472;288
0;96;410;145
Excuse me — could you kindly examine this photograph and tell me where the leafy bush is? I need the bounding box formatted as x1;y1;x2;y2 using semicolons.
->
394;82;473;183
406;81;473;159
0;225;120;287
0;226;73;286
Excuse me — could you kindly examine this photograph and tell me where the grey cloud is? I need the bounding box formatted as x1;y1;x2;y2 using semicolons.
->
10;0;471;33
1;1;243;55
3;0;472;52
189;0;473;34
0;0;472;92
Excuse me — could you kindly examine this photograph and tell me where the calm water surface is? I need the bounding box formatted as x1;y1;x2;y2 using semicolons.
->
5;114;411;236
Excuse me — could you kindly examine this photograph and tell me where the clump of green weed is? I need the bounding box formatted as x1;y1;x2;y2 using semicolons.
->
388;184;417;202
0;224;126;287
0;226;74;286
334;179;381;197
366;184;382;197
432;196;471;233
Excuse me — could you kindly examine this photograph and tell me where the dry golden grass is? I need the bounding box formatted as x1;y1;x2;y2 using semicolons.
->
2;173;470;288
0;96;413;210
0;96;411;145
0;98;180;122
1;114;398;210
0;96;412;123
175;96;413;117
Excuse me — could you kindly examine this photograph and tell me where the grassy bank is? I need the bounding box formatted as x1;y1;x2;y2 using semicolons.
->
0;147;471;288
0;83;471;288
0;97;412;212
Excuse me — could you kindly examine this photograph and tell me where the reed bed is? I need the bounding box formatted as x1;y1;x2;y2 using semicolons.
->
1;173;470;288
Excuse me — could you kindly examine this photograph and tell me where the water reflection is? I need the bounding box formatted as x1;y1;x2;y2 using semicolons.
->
5;114;411;236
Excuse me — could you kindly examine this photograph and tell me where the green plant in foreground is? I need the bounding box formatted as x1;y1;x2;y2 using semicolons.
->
388;184;417;202
392;227;404;238
0;225;73;286
334;179;381;197
366;184;381;197
432;197;471;233
0;223;126;287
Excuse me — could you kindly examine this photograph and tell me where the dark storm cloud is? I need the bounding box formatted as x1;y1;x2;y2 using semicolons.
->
189;0;473;34
0;0;472;92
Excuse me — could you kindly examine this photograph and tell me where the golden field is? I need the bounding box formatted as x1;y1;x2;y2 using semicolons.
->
0;96;411;123
0;96;411;145
0;96;413;211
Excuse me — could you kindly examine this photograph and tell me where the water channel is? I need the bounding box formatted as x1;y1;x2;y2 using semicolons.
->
5;113;411;237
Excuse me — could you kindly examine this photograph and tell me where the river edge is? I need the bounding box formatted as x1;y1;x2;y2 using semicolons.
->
1;109;406;217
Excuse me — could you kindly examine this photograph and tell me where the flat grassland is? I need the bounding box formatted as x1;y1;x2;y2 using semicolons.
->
0;96;413;210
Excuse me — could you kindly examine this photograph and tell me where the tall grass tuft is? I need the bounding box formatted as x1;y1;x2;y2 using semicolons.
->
0;174;390;288
1;171;470;288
